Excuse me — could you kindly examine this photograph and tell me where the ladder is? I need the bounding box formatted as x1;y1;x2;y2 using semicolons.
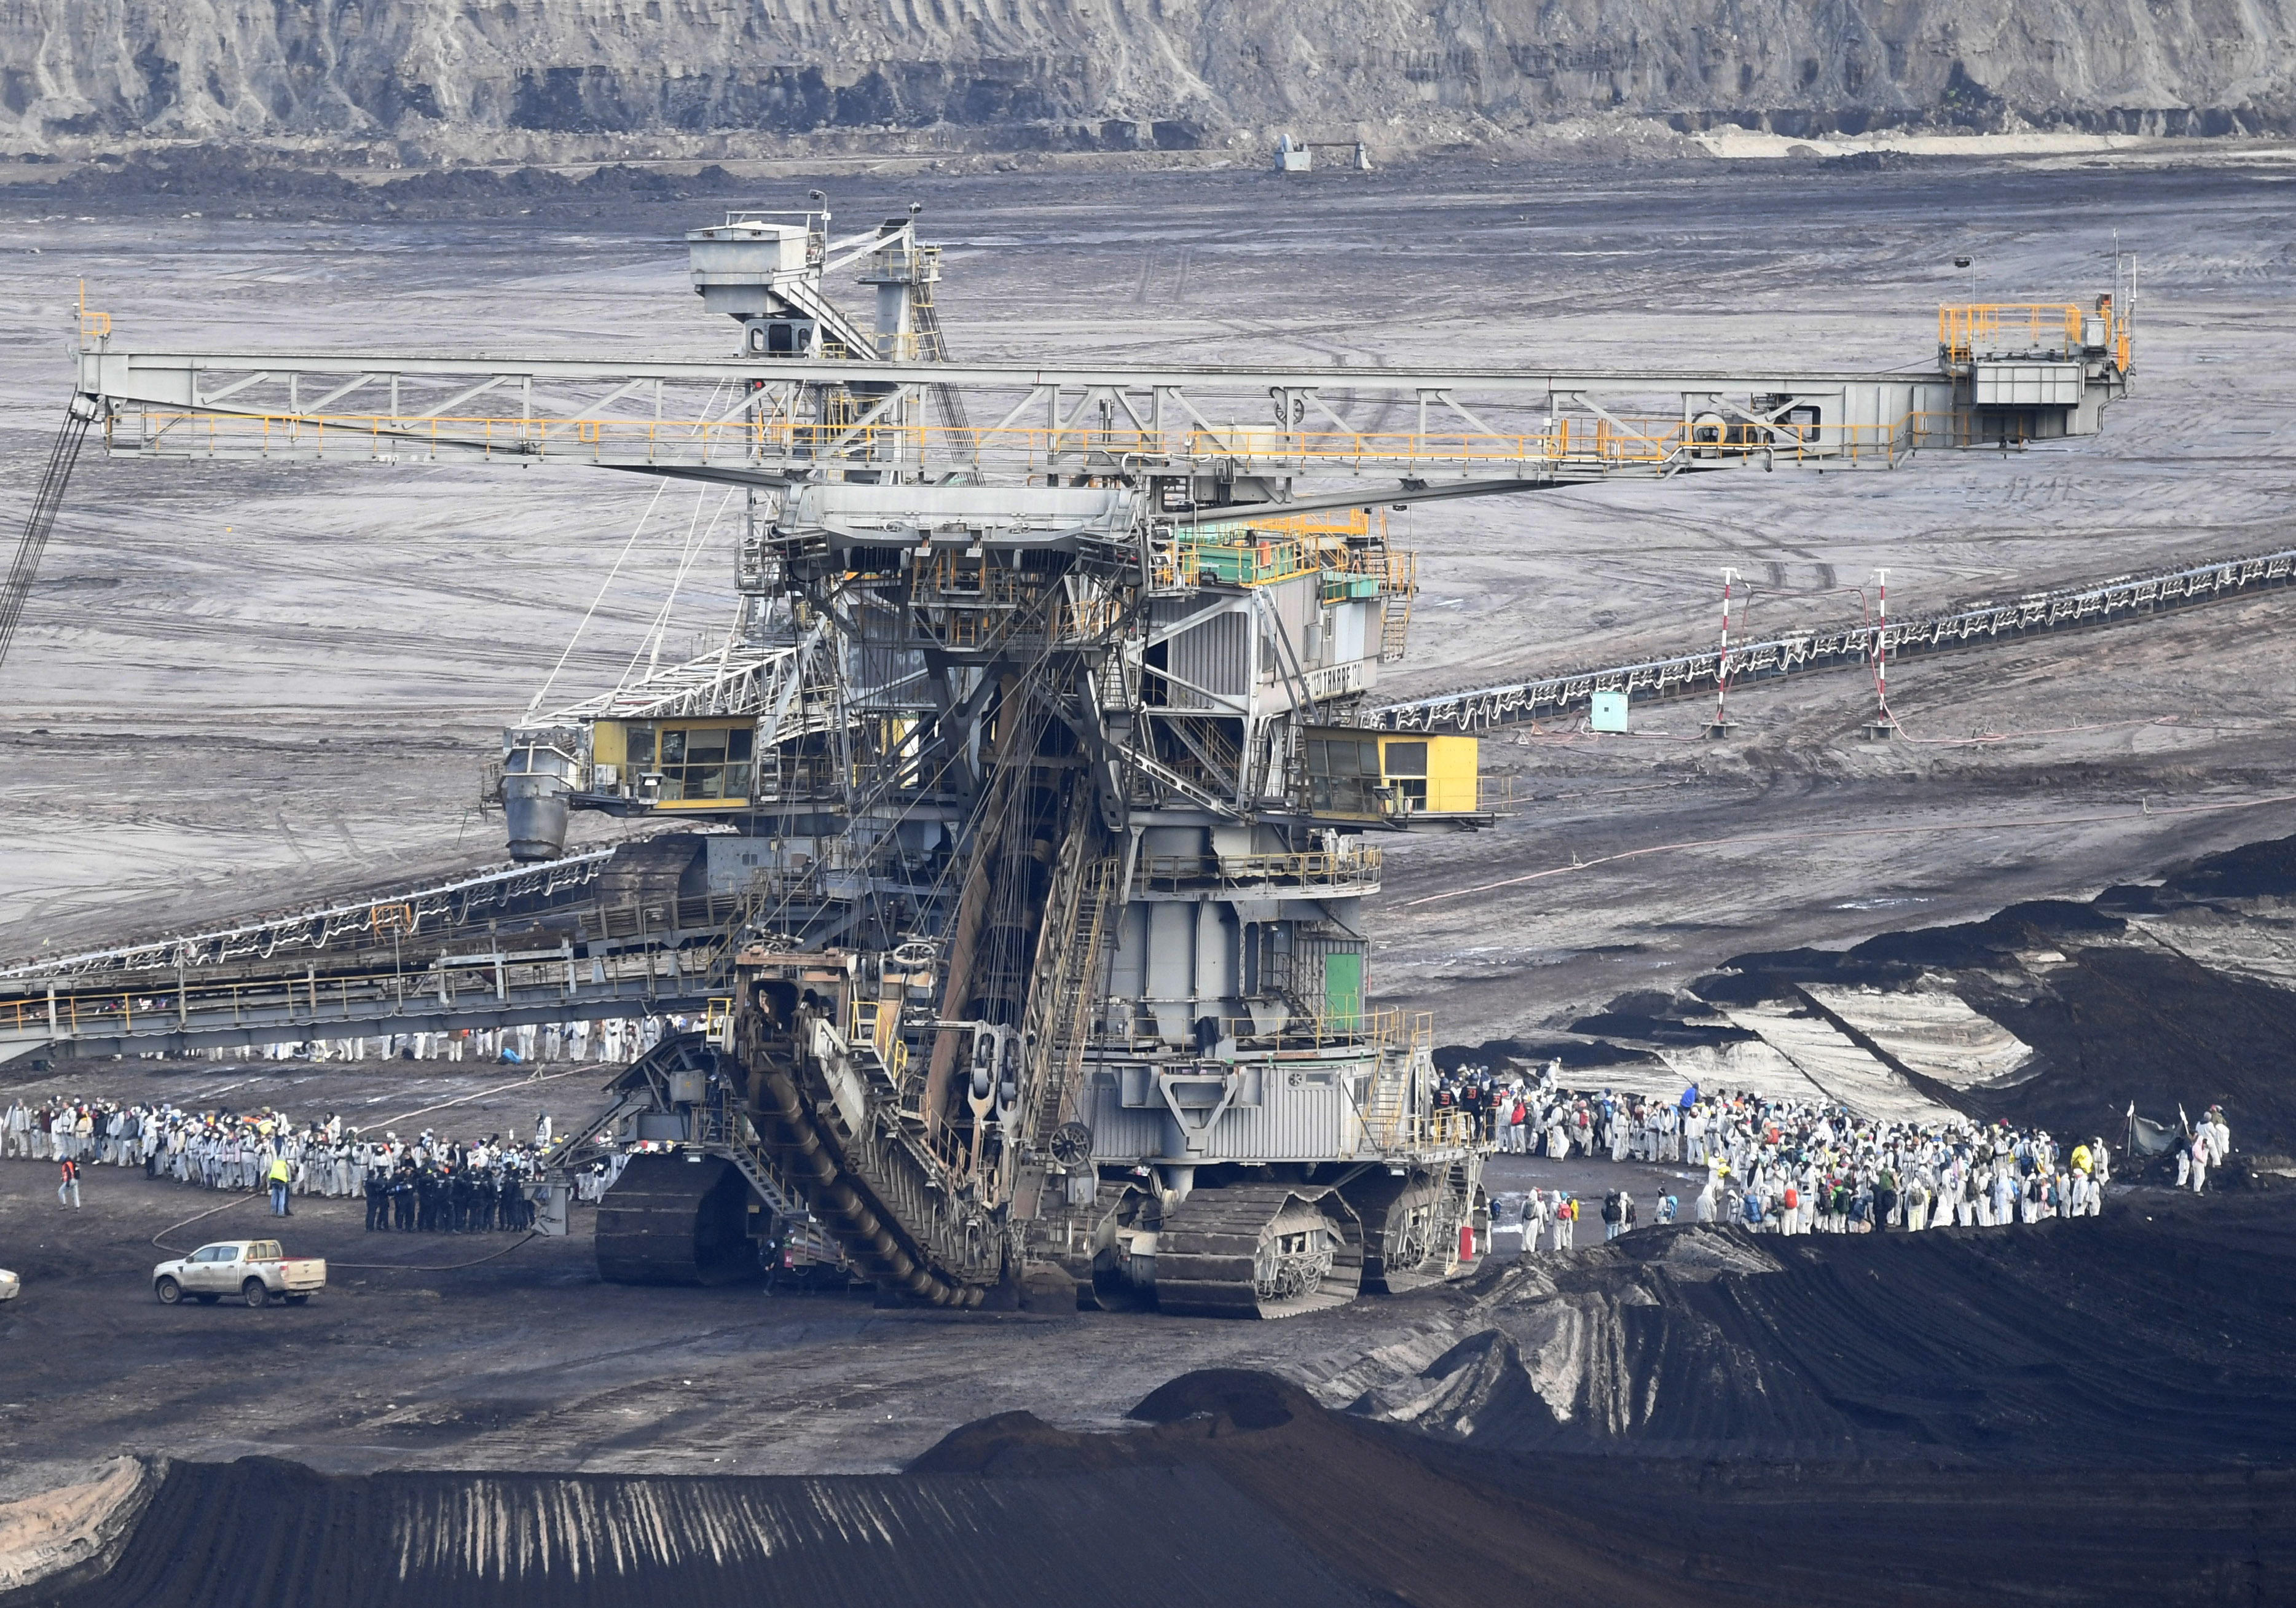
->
1378;546;1417;664
1016;823;1122;1148
910;278;971;437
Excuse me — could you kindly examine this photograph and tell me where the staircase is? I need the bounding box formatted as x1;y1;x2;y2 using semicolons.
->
1378;546;1417;664
1361;1057;1413;1150
1016;822;1122;1150
910;273;971;438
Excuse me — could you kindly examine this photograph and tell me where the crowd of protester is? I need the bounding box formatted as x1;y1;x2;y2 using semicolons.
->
1432;1061;2229;1255
179;1016;672;1067
4;1094;627;1223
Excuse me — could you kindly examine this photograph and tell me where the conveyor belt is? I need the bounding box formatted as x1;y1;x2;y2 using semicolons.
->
1373;544;2296;733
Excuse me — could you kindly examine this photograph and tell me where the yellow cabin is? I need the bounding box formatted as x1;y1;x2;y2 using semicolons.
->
1303;729;1480;820
589;718;757;808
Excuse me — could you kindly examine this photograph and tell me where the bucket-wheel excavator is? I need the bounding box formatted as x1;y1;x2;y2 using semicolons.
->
25;206;2136;1312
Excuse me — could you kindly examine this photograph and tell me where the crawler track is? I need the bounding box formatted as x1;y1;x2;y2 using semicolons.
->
594;1154;756;1285
1154;1183;1365;1319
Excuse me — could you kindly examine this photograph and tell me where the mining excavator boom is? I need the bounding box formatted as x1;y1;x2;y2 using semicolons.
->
20;212;2139;1313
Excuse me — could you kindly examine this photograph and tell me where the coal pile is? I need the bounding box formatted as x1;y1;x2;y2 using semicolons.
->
927;1360;2296;1607
6;1456;1379;1608
1358;1193;2296;1464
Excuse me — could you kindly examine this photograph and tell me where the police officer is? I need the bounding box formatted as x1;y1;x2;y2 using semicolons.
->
363;1164;388;1231
761;1218;787;1296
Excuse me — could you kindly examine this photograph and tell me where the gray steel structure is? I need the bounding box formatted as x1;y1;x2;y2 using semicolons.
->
30;214;2138;1313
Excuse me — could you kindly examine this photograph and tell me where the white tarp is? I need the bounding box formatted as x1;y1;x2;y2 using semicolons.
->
1652;1040;1833;1105
2131;916;2296;991
1721;1005;1959;1124
1801;984;2034;1090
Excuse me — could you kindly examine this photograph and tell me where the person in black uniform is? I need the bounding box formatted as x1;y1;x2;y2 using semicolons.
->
475;1169;498;1233
760;1220;786;1296
447;1167;473;1233
363;1165;388;1231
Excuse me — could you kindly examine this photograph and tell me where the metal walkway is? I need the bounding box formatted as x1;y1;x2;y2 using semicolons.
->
1370;546;2296;733
0;849;754;1067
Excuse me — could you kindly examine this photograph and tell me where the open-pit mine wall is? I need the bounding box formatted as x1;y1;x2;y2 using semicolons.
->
4;0;2295;160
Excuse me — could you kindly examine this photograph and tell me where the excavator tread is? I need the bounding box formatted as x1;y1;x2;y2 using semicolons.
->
596;1153;756;1285
1153;1182;1364;1320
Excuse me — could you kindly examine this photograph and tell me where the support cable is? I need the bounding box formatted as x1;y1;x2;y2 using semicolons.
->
525;479;668;720
0;394;98;678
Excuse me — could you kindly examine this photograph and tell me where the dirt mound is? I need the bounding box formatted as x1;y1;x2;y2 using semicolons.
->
7;1457;1380;1608
1975;947;2296;1154
969;1222;2296;1598
1127;1368;1308;1429
1359;1198;2296;1464
13;154;752;222
2155;832;2296;903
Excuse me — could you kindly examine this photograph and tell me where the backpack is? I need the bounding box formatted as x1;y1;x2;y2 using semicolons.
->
1783;1186;1798;1210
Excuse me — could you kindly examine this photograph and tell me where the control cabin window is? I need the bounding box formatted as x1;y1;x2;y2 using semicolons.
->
1305;735;1384;817
654;723;754;803
1382;740;1429;810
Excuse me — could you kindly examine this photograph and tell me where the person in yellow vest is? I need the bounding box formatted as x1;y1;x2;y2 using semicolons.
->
267;1150;293;1217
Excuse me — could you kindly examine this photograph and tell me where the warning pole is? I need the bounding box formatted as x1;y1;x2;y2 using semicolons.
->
1705;566;1739;739
1861;567;1898;739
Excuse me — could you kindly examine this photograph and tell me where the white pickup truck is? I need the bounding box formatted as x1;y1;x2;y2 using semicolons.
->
152;1241;326;1308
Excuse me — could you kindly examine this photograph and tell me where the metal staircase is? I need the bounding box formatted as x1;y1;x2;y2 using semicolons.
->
910;269;970;437
1016;822;1122;1150
1377;546;1416;664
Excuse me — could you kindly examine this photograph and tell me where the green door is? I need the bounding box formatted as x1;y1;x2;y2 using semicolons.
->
1323;951;1362;1030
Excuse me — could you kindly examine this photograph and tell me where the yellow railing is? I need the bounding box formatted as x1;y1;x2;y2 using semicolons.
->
848;996;905;1075
77;280;109;348
1250;506;1373;538
1134;849;1382;889
1937;302;2128;364
1205;1002;1412;1049
1176;531;1325;587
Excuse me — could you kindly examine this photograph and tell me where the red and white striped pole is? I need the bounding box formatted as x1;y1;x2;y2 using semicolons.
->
1865;567;1897;739
1708;567;1739;738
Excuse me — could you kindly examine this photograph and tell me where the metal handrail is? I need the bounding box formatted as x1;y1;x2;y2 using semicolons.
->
1132;849;1382;890
111;410;1979;475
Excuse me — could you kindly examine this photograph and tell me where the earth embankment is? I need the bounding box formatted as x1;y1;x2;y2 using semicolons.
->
6;0;2295;163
